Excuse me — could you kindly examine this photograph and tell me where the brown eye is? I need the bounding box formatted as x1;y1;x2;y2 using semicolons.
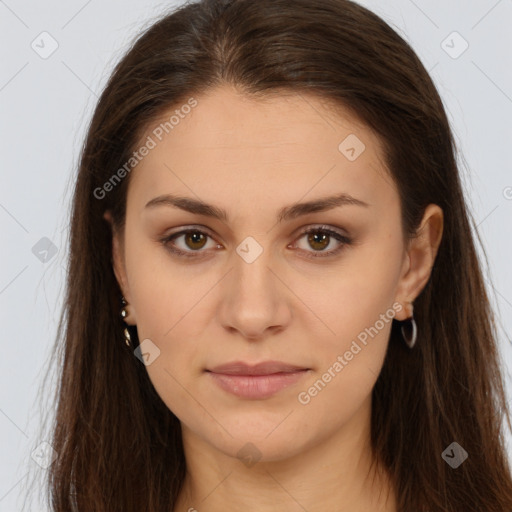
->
161;225;352;260
293;226;352;259
161;229;218;259
307;231;330;251
183;231;208;250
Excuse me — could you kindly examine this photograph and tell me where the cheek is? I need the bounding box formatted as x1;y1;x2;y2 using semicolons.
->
121;235;210;401
294;274;398;426
123;230;203;335
297;293;394;408
293;234;403;351
290;235;402;412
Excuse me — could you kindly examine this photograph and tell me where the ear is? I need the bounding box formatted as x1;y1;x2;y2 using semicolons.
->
394;204;444;320
103;210;137;325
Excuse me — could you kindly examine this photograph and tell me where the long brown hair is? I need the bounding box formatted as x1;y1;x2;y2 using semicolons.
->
36;0;512;510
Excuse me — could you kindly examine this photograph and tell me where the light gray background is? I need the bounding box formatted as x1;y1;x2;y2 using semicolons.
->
1;0;511;510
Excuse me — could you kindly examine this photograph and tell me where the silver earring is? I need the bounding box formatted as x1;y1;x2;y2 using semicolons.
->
401;314;417;349
120;296;132;348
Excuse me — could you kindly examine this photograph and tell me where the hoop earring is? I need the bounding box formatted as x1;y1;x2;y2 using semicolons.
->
401;314;417;349
120;296;132;348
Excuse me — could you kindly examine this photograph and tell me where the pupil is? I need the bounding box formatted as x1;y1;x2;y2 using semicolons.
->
309;232;328;250
186;232;206;249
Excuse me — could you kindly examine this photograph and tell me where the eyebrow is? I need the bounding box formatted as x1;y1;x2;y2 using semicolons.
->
144;192;369;223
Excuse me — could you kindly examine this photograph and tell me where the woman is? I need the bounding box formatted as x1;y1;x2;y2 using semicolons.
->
42;0;512;510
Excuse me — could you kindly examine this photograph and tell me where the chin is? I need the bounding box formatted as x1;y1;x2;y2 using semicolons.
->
194;418;312;464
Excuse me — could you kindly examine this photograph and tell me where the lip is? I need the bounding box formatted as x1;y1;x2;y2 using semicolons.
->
206;360;310;399
207;360;309;375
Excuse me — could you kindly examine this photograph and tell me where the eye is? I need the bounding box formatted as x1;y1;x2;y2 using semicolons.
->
160;225;352;260
160;228;220;259
291;225;352;259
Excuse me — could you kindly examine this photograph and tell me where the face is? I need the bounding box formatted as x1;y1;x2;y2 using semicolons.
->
107;84;441;463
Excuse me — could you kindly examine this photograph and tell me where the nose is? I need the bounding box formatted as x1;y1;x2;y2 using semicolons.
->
218;246;292;341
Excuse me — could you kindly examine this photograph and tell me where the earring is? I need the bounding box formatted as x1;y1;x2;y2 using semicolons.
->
120;296;132;348
401;303;417;349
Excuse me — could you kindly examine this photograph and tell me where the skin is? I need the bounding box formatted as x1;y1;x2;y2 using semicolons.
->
104;84;443;512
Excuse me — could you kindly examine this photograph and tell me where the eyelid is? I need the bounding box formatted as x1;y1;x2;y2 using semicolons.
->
161;225;220;259
291;225;352;259
160;224;352;260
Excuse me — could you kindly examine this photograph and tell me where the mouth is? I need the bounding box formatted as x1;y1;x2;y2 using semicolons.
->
205;360;311;399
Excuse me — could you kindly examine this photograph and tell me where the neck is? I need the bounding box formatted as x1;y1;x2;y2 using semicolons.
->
173;398;396;512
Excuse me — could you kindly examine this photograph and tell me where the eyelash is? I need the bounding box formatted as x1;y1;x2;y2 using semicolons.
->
160;225;352;260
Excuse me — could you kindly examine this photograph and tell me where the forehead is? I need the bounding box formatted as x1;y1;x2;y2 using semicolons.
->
127;85;396;215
